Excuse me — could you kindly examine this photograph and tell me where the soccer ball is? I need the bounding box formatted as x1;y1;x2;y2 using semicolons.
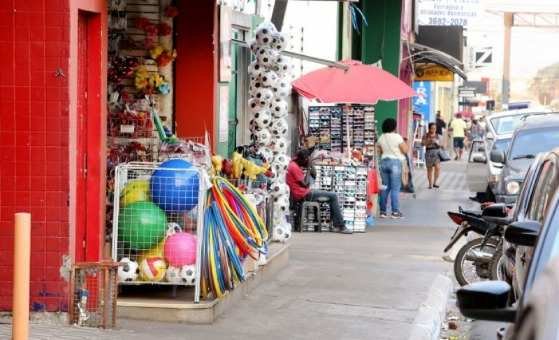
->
249;40;260;54
274;195;290;214
273;154;289;169
248;98;266;114
252;88;274;107
180;265;196;286
255;129;272;146
274;81;292;99
117;258;139;282
270;181;288;197
256;48;278;68
139;257;167;282
271;137;288;154
274;55;292;75
271;118;289;137
260;70;279;88
165;265;183;283
271;33;286;52
249;79;263;94
255;23;277;46
253;110;272;128
270;98;288;118
257;147;274;162
272;224;291;242
248;61;264;77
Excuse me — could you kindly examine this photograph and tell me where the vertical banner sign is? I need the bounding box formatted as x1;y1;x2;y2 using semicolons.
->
413;81;433;122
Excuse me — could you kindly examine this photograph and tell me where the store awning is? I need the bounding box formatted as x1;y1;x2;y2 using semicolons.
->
409;42;467;80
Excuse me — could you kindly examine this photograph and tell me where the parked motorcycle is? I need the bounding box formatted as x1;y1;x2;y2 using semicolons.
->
445;204;510;286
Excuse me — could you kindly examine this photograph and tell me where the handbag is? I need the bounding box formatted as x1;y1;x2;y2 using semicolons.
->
438;149;451;162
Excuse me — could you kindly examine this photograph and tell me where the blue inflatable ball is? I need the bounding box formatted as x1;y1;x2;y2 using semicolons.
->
150;159;200;213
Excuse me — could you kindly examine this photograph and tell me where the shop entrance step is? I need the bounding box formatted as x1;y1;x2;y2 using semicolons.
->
116;242;290;324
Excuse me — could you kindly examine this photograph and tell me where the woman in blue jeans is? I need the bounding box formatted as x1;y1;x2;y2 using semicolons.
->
377;118;408;218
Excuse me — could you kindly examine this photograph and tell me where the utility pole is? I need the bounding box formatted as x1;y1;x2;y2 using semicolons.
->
502;12;513;106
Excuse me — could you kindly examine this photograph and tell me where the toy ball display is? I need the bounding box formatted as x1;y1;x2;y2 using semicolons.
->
139;256;167;282
260;70;279;87
118;201;167;250
120;179;150;207
255;129;272;146
253;110;272;128
165;265;183;283
117;258;139;282
270;98;288;118
150;159;199;213
271;118;289;137
256;48;278;68
180;265;196;286
164;231;197;266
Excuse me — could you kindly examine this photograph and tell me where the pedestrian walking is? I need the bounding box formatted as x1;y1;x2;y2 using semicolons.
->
422;122;442;189
469;118;485;141
377;118;408;219
449;113;467;160
435;111;447;148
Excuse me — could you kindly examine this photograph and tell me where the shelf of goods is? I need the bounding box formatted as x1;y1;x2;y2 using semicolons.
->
308;104;377;163
311;164;368;232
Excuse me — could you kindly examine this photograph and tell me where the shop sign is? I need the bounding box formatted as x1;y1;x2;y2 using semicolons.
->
414;64;454;81
416;0;481;27
458;86;476;98
413;81;434;122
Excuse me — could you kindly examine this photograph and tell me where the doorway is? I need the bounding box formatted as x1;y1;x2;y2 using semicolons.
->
75;11;103;261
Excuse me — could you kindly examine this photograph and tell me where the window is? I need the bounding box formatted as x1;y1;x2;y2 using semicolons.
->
527;160;559;223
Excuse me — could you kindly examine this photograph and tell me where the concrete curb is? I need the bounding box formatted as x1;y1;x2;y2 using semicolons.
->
408;274;453;340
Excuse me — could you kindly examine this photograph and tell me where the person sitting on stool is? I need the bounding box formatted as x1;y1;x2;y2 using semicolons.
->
286;149;353;234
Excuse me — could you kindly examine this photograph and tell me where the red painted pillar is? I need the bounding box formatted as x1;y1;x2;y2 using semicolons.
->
174;1;218;145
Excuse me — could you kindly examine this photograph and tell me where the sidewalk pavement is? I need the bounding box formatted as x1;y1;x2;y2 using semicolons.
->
0;162;472;340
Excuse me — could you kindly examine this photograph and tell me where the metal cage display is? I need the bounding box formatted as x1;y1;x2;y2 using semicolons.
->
111;161;206;302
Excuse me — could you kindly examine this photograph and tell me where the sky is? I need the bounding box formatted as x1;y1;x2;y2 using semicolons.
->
465;0;559;99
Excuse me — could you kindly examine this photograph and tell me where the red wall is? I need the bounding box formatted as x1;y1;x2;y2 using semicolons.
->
174;1;217;144
0;0;106;312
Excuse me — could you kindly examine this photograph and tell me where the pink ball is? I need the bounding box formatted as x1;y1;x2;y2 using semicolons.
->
164;232;197;266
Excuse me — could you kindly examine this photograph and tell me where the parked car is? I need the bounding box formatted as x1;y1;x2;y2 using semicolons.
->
466;109;551;197
456;176;559;339
496;153;546;299
490;114;559;204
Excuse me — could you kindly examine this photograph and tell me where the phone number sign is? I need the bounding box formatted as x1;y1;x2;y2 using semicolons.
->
416;0;481;27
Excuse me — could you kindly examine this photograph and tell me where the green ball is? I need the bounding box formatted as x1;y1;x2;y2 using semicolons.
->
118;201;167;251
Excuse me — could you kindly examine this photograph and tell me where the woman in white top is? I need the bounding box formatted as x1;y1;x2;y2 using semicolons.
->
376;118;408;218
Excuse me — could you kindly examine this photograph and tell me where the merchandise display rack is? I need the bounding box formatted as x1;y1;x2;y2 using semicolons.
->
307;104;377;162
311;164;368;232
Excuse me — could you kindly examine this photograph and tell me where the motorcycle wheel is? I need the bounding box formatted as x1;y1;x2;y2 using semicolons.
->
490;248;506;281
454;238;499;286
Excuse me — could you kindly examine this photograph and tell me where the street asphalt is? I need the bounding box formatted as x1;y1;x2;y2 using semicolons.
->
0;161;476;340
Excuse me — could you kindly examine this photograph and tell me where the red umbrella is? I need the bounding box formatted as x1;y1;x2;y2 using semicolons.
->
293;60;416;104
